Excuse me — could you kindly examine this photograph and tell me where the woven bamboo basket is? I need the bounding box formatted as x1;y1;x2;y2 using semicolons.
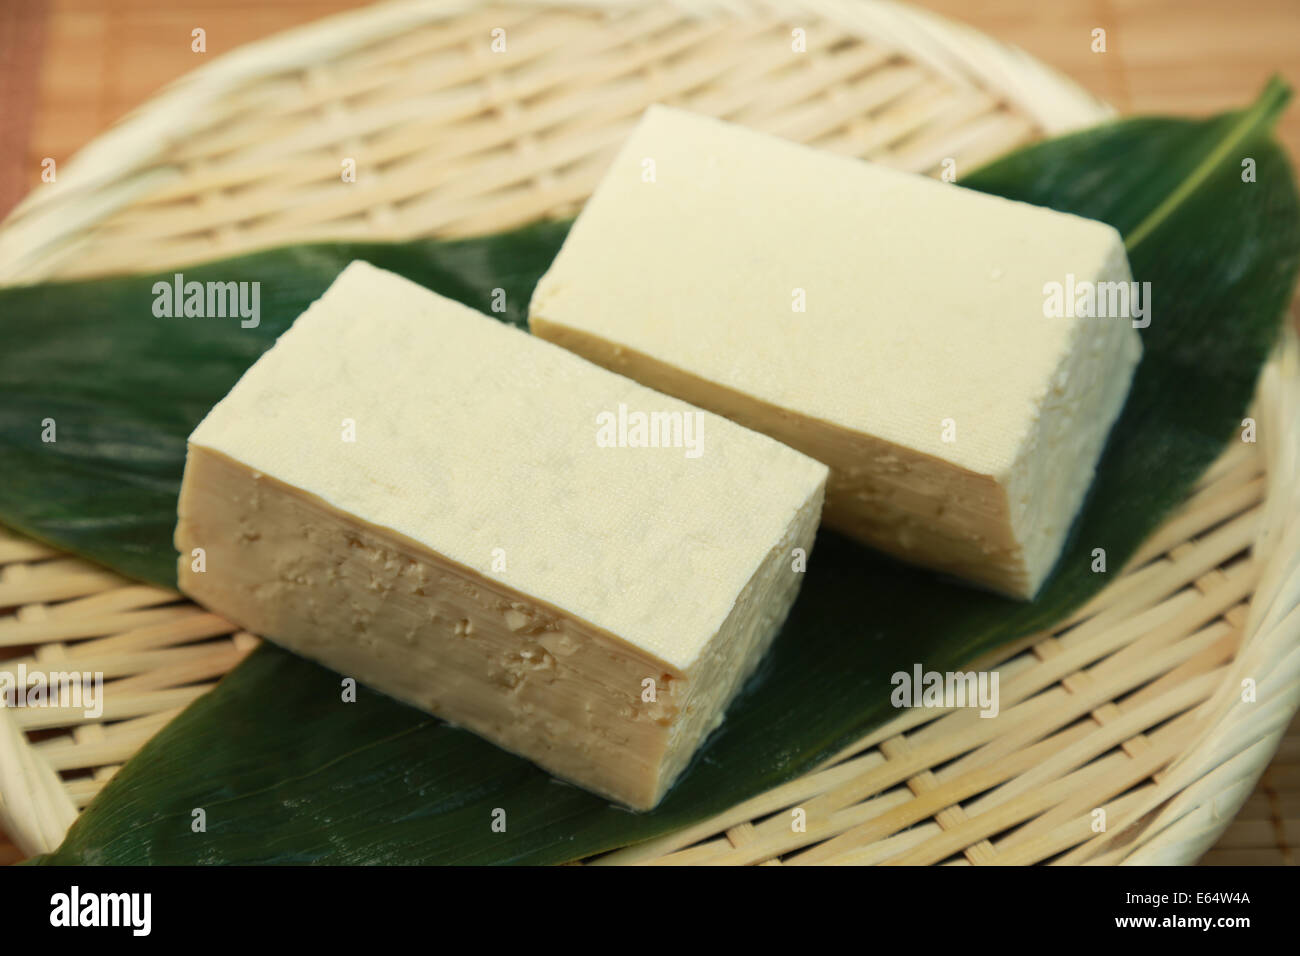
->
2;0;1298;866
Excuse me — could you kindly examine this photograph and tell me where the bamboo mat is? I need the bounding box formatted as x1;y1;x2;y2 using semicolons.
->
1200;713;1298;865
1;0;1298;865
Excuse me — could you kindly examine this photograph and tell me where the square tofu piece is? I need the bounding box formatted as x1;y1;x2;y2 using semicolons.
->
175;261;827;810
530;106;1143;600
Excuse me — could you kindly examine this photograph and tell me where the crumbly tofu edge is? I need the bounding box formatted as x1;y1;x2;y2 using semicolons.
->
998;240;1144;598
652;477;825;801
176;442;825;809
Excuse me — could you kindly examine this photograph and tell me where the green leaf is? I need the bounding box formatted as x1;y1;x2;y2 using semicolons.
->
10;81;1298;865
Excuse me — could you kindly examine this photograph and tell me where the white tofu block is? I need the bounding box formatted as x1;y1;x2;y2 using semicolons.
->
530;106;1143;599
175;261;827;809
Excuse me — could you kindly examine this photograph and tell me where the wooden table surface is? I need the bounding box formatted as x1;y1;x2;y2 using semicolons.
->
0;0;1296;866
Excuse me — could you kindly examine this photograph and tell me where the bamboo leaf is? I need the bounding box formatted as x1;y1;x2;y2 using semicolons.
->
7;84;1297;864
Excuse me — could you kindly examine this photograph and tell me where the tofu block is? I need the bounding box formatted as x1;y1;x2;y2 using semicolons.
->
529;106;1143;599
175;261;827;810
